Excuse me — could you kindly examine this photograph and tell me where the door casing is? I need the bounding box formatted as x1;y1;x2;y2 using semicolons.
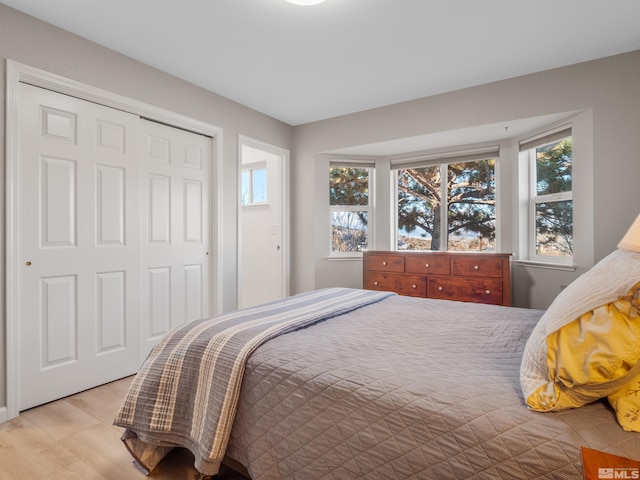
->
237;135;290;308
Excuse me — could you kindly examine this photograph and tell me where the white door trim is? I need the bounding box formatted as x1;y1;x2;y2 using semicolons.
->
4;59;223;421
237;135;290;306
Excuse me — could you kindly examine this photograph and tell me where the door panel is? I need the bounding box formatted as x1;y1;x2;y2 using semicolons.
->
148;174;171;244
184;179;203;242
41;275;77;366
96;271;126;353
18;83;141;410
41;156;76;246
96;165;125;245
140;120;210;359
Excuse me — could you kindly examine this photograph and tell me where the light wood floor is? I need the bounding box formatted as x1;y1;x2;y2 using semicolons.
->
0;376;249;480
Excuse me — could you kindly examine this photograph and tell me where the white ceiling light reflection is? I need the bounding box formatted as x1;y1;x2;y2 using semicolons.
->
286;0;327;5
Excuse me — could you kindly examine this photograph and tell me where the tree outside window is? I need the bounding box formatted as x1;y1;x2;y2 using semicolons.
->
396;159;496;251
330;165;371;253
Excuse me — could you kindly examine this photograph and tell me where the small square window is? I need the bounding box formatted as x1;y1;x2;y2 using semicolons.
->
242;166;267;206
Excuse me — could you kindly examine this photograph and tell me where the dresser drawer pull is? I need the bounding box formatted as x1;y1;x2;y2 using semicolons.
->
412;284;417;289
485;290;490;295
425;263;430;268
438;286;443;291
474;265;479;270
374;281;379;286
382;261;387;266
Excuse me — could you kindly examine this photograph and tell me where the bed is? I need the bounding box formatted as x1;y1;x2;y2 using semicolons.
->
114;251;640;479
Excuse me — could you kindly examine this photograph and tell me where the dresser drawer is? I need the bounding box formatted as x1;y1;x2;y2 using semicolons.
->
451;256;504;278
428;276;503;305
405;255;450;275
364;273;426;297
363;254;405;273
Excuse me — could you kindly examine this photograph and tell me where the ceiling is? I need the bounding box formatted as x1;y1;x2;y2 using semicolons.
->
325;111;579;156
3;0;640;128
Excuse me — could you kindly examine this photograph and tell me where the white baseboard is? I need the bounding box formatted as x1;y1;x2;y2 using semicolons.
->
0;406;8;424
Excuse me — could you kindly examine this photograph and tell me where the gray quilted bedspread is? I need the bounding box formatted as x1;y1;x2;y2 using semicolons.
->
115;288;393;475
226;295;640;479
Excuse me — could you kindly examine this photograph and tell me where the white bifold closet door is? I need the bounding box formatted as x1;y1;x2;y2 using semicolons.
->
139;119;210;360
17;83;210;411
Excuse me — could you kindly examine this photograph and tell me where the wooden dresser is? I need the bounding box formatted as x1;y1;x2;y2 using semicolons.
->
363;251;511;306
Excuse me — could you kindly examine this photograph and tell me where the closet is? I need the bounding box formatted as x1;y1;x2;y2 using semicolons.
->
16;82;211;410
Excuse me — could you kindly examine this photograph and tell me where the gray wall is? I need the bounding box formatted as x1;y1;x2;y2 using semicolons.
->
0;4;293;411
290;50;640;308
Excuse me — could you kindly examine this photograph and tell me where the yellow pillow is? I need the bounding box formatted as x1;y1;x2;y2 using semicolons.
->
608;370;640;432
525;283;640;432
521;250;640;425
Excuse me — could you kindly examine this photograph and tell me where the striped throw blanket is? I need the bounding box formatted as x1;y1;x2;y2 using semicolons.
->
114;288;394;475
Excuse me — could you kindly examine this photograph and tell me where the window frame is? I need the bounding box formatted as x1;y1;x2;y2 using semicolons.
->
521;126;573;265
329;159;375;257
391;145;499;252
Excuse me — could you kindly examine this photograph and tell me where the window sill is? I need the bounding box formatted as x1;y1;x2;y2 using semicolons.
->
326;255;363;262
241;203;270;210
513;260;576;272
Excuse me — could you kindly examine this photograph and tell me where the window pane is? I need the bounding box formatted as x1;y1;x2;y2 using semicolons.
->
447;203;496;251
536;138;572;195
447;160;496;251
535;200;573;256
330;167;369;206
251;168;267;203
331;211;368;252
397;165;440;250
